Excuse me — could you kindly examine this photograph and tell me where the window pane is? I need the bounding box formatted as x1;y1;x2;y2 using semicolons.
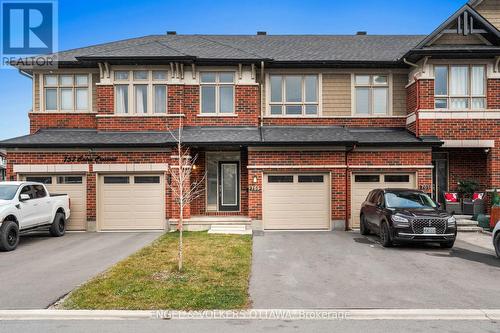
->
472;98;485;109
103;176;129;184
305;105;318;115
285;76;302;102
285;105;302;115
305;75;318;102
270;105;282;115
207;158;218;206
385;175;410;183
268;175;293;183
219;86;234;114
135;85;148;114
154;85;167;113
450;98;468;109
75;75;88;86
219;72;234;83
270;75;282;103
373;75;388;85
134;176;160;184
57;176;82;184
60;88;73;110
373;87;388;114
201;86;216;113
152;71;168;81
76;88;88;110
26;176;52;184
44;75;57;86
133;70;148;80
435;98;448;109
115;85;129;114
59;75;73;86
471;66;485;96
114;71;129;80
45;88;57;110
355;75;370;85
355;175;380;183
298;175;323;183
434;66;448;96
201;72;216;83
450;66;468;96
33;185;47;198
355;87;369;114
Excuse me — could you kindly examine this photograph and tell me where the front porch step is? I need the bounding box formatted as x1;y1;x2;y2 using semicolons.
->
208;224;252;235
457;226;485;232
456;219;480;226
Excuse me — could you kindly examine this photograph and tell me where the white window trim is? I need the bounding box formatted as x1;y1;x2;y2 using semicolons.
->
351;73;393;116
41;73;93;113
199;71;236;116
112;70;169;115
433;64;487;110
265;73;322;117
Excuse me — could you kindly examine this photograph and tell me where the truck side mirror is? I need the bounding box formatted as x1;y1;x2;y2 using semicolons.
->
19;193;30;201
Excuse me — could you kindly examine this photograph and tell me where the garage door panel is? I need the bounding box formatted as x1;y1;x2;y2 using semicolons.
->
99;174;165;230
351;173;415;228
264;174;330;230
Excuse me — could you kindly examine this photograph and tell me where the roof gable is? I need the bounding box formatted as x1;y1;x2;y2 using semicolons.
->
416;4;500;49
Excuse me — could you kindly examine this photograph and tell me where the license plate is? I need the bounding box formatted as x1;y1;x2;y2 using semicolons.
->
423;227;436;234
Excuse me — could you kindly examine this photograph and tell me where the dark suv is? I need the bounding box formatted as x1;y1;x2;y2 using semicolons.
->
359;188;457;248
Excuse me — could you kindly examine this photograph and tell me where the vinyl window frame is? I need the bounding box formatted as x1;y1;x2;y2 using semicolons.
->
42;73;92;112
199;71;236;116
112;69;169;115
352;74;391;116
433;64;487;110
267;74;321;117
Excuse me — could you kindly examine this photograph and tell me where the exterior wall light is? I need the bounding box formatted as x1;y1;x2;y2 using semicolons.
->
253;175;258;183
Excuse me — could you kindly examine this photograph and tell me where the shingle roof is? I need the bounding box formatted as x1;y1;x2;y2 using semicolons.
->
52;34;427;63
0;127;441;148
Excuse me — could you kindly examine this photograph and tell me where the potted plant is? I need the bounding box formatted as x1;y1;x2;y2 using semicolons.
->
491;190;500;230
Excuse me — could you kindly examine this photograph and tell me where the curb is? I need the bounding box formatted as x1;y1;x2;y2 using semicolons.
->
0;309;499;321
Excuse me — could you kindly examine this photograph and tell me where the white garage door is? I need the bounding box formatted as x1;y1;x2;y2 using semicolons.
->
99;174;165;231
351;173;416;228
263;174;330;230
24;175;87;231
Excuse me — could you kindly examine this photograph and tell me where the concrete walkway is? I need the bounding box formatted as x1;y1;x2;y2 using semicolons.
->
0;232;161;309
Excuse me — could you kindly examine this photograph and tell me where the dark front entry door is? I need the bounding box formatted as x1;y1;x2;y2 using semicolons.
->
432;153;448;204
218;161;240;211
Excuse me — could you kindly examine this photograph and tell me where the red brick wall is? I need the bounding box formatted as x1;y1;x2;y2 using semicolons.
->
419;119;500;140
407;81;418;114
29;113;97;133
487;79;500;109
418;79;434;110
7;151;171;223
443;149;489;191
96;85;114;114
96;115;182;131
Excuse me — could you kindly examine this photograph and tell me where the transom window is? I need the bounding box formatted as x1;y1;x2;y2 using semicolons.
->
200;72;235;115
354;75;389;115
113;70;168;115
434;65;486;110
44;74;90;112
269;75;319;116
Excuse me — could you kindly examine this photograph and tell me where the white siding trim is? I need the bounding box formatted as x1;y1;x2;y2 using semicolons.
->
441;140;495;148
418;110;500;119
13;164;90;173
248;165;347;169
92;163;168;172
349;165;434;169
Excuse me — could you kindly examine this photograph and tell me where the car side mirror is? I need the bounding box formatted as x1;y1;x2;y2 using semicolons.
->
19;193;30;201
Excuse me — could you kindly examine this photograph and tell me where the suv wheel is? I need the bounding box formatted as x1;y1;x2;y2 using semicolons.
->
360;215;370;235
0;220;20;251
495;233;500;258
379;222;393;247
49;212;66;237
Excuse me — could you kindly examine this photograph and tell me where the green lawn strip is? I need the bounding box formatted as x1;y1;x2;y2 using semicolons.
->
61;232;252;310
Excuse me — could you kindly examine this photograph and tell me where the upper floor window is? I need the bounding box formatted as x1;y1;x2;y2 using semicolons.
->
434;65;486;109
354;75;389;115
200;72;235;115
269;75;319;116
113;70;168;115
44;74;90;111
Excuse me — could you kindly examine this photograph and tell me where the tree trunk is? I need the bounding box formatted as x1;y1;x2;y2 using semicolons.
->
178;204;183;272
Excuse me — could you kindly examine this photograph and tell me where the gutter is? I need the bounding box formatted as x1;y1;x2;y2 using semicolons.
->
18;69;33;79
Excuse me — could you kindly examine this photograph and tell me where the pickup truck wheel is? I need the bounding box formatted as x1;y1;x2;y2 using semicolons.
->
49;212;66;237
494;233;500;258
360;215;370;235
0;220;20;251
379;222;393;248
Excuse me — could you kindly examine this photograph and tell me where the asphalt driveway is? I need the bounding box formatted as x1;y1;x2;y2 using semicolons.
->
0;232;161;309
250;231;500;309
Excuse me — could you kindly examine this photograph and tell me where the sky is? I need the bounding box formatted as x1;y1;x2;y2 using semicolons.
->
0;0;466;140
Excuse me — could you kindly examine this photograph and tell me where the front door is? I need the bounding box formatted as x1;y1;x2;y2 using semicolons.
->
432;153;448;204
218;162;239;211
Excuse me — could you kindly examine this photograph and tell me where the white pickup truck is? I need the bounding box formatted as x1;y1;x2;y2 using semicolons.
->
0;181;70;251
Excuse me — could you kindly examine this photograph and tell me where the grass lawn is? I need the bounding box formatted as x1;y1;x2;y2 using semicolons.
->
61;232;252;310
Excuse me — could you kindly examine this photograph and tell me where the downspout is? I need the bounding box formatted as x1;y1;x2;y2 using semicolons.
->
260;61;265;127
414;74;420;137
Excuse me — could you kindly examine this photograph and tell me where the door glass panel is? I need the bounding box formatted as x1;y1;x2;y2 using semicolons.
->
221;164;237;206
207;159;218;208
